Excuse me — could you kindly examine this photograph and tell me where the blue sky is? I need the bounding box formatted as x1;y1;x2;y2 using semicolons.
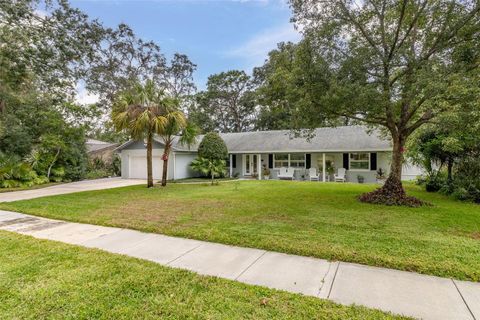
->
71;0;300;93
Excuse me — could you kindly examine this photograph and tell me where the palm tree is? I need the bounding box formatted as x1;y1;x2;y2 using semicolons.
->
190;157;226;185
112;80;170;188
156;105;197;186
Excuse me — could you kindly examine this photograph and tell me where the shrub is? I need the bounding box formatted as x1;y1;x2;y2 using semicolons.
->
86;169;110;180
190;157;226;185
451;156;480;203
425;173;446;192
86;155;121;179
198;132;228;161
33;176;50;185
0;180;20;188
50;167;65;181
0;153;39;188
111;155;121;176
451;187;470;201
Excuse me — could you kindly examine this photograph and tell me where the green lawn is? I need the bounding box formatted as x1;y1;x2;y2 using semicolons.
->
169;177;238;183
2;180;480;281
0;231;404;319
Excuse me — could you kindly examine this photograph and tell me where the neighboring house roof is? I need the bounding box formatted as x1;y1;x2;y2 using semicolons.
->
116;126;392;153
86;139;119;154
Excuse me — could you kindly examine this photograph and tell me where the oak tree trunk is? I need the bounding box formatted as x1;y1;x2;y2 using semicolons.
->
389;136;404;183
359;132;426;207
146;134;154;188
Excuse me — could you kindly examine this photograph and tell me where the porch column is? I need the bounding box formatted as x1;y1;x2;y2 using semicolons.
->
229;154;233;178
257;154;262;180
322;153;326;182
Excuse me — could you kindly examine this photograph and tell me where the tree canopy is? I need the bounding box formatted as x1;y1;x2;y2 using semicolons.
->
189;70;256;133
288;0;480;205
198;132;228;161
0;0;102;187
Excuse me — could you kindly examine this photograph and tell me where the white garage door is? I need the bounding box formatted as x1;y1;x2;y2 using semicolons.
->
129;156;163;179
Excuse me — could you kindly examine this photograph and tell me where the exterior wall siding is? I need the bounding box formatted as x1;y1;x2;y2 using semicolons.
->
174;153;199;179
120;144;423;183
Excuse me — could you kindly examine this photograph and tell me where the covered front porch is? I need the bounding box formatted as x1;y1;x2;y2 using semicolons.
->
228;152;388;183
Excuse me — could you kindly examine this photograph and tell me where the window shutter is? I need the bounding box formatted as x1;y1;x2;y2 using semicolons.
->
268;154;273;169
370;153;377;171
232;154;236;168
306;154;311;169
343;153;349;170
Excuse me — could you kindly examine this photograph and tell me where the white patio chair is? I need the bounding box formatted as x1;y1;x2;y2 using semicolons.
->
308;168;319;181
278;167;294;180
334;168;347;182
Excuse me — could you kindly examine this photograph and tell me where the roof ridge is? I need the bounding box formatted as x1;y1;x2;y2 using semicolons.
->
215;125;366;136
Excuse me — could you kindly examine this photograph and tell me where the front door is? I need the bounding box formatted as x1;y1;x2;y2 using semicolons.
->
244;154;258;176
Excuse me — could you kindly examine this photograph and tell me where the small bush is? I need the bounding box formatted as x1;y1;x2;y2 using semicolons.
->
415;176;427;185
111;155;121;176
198;132;228;161
452;187;470;201
0;154;40;188
33;176;50;185
86;169;111;180
0;180;20;188
50;167;65;182
450;156;480;203
425;174;446;192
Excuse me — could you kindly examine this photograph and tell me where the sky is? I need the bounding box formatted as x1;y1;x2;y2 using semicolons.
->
71;0;301;102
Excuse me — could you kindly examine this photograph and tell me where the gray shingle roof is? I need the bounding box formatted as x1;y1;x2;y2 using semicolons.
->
170;126;391;153
86;139;119;153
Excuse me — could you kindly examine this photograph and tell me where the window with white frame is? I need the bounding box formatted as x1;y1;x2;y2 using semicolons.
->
290;153;306;168
274;153;289;168
274;153;306;168
349;153;370;170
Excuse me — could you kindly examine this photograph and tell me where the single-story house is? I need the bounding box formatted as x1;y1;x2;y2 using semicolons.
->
115;126;423;183
86;139;120;165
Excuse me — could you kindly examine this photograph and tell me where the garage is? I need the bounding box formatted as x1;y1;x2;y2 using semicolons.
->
128;156;163;180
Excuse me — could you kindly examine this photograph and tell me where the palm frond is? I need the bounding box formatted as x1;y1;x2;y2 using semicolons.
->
152;115;168;133
179;122;198;148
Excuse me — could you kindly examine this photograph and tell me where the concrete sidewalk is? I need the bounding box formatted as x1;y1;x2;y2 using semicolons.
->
0;210;478;320
0;178;146;202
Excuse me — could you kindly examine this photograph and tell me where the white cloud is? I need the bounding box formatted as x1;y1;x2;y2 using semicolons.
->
226;22;301;69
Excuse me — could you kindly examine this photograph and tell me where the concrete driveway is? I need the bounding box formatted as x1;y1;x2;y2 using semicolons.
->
0;178;146;203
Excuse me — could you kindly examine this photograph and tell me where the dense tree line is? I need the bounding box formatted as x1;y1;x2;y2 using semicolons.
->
0;0;102;186
0;0;197;187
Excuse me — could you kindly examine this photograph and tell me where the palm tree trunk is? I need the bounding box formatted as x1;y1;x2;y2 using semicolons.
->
146;133;153;188
161;143;171;187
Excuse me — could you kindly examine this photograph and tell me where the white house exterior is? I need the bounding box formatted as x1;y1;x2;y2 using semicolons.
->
115;126;422;183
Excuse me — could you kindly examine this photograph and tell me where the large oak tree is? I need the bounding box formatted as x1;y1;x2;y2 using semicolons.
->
192;70;256;133
290;0;480;205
